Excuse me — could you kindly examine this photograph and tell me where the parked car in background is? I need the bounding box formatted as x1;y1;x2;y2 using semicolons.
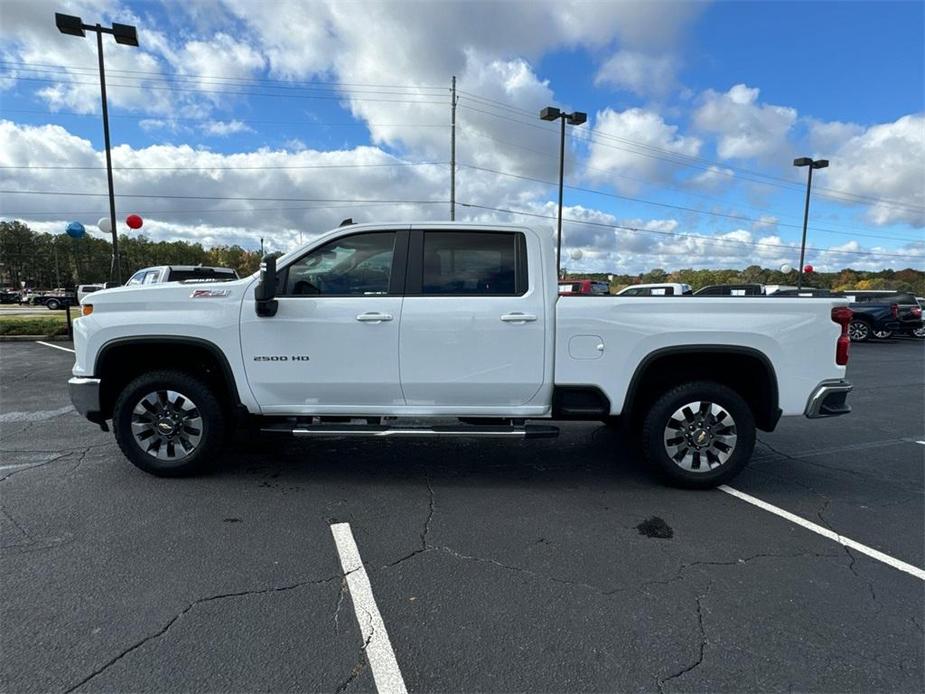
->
769;288;836;297
844;302;900;342
0;289;20;304
616;282;692;296
694;284;764;296
37;289;77;310
917;299;925;338
124;265;239;287
77;284;105;303
558;279;610;295
842;291;922;339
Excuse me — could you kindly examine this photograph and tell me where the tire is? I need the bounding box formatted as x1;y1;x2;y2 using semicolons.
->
112;369;226;477
45;298;60;310
848;320;871;342
872;329;893;340
641;381;756;489
913;327;925;339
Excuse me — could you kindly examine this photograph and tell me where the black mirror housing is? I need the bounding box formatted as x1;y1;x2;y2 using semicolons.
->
255;255;279;317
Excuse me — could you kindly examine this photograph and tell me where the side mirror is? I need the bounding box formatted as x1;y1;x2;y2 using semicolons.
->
255;255;279;317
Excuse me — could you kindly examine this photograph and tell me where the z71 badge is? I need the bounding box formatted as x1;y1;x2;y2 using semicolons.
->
253;355;310;362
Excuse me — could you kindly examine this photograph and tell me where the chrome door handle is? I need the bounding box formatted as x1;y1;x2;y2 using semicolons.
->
500;312;537;322
356;312;393;322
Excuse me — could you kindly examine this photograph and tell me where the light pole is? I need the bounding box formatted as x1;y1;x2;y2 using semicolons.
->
793;156;829;290
55;13;138;284
540;106;587;279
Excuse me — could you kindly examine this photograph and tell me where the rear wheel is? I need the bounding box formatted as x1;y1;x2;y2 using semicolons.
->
848;320;871;342
113;370;226;477
45;298;60;310
913;327;925;339
872;328;893;339
641;382;755;489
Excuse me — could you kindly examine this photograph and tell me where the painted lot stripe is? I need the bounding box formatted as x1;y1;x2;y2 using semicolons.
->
916;441;925;446
720;485;925;581
36;341;74;354
330;523;407;694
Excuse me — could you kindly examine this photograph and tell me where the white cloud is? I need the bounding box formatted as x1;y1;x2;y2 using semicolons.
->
594;51;678;97
201;119;253;137
689;165;735;191
693;84;797;160
809;114;925;227
585;108;701;190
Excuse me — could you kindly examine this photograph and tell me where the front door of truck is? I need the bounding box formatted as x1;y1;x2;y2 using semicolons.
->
398;229;546;408
240;229;408;413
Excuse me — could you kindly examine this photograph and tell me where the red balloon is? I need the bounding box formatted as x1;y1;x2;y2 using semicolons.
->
126;214;143;229
804;264;814;273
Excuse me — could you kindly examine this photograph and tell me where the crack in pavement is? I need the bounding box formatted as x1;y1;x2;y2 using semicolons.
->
0;452;72;482
657;592;708;691
63;575;339;693
334;609;374;694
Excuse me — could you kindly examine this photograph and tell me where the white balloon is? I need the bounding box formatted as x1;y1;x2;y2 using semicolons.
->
569;248;583;261
97;217;112;233
779;263;793;273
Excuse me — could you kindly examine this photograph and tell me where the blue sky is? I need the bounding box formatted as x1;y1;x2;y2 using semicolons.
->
0;0;922;272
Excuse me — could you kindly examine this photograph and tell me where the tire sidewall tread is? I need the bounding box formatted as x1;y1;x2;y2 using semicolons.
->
112;369;226;477
641;381;756;489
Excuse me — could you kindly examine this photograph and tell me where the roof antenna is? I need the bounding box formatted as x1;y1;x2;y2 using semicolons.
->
339;218;354;227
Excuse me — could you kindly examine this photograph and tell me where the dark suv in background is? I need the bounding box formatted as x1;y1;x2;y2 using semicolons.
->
842;290;923;340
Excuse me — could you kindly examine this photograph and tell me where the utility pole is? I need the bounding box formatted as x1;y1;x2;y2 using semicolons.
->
450;75;458;221
793;157;829;291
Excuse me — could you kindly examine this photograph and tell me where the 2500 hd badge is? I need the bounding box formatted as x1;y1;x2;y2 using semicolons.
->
253;355;310;361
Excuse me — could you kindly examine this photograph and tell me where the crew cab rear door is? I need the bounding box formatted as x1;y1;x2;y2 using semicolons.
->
399;228;546;408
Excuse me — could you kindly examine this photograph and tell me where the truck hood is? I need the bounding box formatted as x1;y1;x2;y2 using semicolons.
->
82;276;255;309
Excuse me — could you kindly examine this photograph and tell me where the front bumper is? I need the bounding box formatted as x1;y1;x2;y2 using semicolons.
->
68;377;105;425
804;379;852;418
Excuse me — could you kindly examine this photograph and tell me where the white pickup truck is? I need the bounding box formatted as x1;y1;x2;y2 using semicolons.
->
69;222;853;488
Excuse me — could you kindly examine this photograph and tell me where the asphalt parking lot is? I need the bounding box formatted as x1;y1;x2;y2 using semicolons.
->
1;339;923;693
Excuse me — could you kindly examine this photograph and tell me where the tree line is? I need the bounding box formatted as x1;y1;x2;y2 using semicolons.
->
0;221;262;288
1;220;922;294
567;265;925;295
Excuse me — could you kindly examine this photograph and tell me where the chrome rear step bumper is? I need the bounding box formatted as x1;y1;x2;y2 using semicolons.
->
804;379;853;418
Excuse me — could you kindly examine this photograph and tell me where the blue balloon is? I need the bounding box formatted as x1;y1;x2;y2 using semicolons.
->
66;221;86;239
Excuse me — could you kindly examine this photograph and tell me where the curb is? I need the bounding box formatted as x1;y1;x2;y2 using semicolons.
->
0;334;71;342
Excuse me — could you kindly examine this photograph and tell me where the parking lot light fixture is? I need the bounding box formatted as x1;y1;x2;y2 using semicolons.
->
540;105;588;279
55;12;139;284
793;156;829;291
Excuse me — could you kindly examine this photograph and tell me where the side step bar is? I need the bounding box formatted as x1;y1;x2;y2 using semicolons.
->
261;423;559;439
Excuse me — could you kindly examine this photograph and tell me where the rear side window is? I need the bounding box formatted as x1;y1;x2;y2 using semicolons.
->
419;231;526;296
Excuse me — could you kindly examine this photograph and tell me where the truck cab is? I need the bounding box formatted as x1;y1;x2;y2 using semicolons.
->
69;222;853;488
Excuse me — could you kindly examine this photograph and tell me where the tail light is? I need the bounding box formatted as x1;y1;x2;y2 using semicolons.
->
831;307;852;366
891;303;899;319
911;305;922;319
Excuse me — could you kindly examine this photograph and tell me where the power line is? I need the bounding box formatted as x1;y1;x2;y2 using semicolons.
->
457;202;917;259
0;189;450;204
0;161;447;171
0;107;450;129
5;76;450;105
0;59;448;91
456;127;922;242
457;97;924;213
457;163;923;243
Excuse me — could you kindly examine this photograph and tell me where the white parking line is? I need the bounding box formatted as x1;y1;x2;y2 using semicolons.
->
330;523;407;694
916;441;925;446
36;341;75;354
719;485;925;581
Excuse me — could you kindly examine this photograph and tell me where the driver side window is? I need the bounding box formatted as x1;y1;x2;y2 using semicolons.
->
282;232;396;297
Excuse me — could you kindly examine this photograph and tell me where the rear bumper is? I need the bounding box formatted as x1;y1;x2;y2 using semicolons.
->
68;377;104;424
804;379;852;418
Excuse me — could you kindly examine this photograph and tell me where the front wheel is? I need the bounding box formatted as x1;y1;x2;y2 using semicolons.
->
113;370;226;477
641;382;756;489
848;320;871;342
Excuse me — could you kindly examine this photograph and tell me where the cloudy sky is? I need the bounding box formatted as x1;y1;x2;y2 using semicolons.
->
0;0;922;273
